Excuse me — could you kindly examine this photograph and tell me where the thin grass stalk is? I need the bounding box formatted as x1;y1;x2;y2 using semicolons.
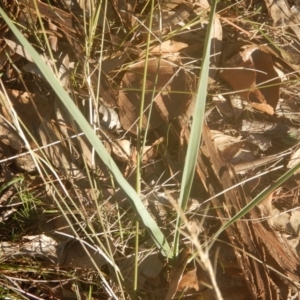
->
133;219;139;298
173;0;218;257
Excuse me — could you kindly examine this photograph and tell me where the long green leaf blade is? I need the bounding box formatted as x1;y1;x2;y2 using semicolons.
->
173;0;218;256
0;8;172;257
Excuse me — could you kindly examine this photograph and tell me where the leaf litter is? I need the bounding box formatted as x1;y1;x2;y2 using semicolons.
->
0;0;300;299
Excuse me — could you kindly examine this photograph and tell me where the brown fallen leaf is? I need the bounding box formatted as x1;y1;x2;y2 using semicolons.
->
220;44;281;115
118;57;191;134
178;267;199;292
148;40;189;55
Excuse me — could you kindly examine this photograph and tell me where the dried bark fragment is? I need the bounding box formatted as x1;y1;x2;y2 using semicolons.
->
198;124;300;299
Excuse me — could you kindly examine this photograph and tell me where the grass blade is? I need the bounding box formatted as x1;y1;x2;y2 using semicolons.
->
173;0;218;257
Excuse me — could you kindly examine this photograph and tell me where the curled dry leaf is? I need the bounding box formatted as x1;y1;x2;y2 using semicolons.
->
119;57;191;134
220;45;281;115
